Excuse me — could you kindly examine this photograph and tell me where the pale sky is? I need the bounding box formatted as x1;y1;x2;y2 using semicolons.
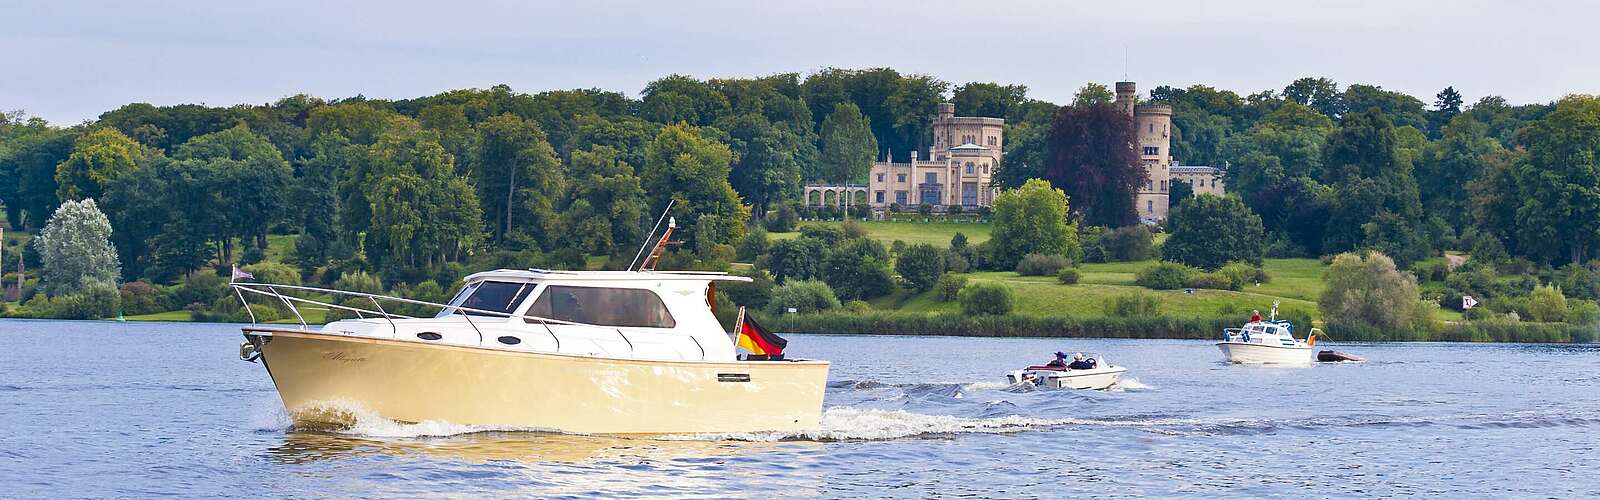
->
3;0;1596;124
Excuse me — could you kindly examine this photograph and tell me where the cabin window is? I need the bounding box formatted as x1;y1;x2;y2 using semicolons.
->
438;281;535;317
525;285;676;328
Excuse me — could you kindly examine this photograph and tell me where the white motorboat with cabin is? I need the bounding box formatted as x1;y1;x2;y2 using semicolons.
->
233;214;828;435
1216;304;1320;364
1005;352;1127;390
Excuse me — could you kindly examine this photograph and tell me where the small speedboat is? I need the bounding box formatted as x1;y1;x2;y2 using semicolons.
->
1005;354;1127;390
1217;313;1319;365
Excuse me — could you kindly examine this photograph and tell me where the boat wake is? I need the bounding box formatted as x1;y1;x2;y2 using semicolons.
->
665;406;1086;442
275;400;554;438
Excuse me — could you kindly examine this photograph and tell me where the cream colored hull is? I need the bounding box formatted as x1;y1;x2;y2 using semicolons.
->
247;329;829;435
1216;342;1313;364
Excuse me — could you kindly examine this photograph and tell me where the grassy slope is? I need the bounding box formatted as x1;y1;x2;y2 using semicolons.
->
770;220;992;247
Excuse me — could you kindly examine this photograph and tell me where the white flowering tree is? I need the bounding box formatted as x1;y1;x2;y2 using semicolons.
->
34;199;121;296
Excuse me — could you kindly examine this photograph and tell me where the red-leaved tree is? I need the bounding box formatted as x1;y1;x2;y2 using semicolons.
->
1044;104;1143;227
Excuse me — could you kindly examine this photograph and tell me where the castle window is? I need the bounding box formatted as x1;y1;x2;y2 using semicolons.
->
1160;180;1167;192
987;137;997;146
875;191;885;203
897;174;907;183
1148;123;1153;133
925;172;938;184
1143;147;1159;156
876;173;885;182
1148;200;1154;213
965;162;974;175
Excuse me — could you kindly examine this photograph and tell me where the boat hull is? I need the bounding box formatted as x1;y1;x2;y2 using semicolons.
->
248;329;829;435
1007;366;1127;390
1216;342;1312;364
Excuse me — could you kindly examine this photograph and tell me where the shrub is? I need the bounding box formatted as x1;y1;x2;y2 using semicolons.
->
1103;292;1161;317
229;302;284;323
720;269;776;311
49;279;120;320
1566;299;1600;325
917;203;934;216
1410;260;1450;283
1103;225;1157;262
1527;284;1568;322
849;203;870;219
764;205;799;233
947;204;963;214
895;244;946;292
1185;272;1236;291
841;219;869;240
959;282;1014;315
935;274;968;301
946;253;970;273
242;261;302;286
890;239;908;256
843;300;872;313
169;272;228;311
1135;262;1195;290
1057;268;1081;284
118;281;166;316
822;239;894;300
1015;253;1071;276
735;227;769;262
798;225;844;245
767;279;841;315
1218;261;1269;290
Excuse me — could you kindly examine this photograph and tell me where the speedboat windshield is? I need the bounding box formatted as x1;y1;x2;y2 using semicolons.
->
437;281;535;317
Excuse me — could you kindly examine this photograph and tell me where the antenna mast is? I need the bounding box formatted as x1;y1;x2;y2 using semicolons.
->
630;199;676;271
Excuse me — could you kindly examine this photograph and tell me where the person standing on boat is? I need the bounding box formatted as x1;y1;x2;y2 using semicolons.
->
1250;310;1262;323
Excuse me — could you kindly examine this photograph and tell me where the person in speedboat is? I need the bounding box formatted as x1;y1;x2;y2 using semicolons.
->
1067;352;1096;370
1045;352;1070;367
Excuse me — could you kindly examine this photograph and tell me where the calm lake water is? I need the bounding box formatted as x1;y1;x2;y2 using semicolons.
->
2;319;1599;498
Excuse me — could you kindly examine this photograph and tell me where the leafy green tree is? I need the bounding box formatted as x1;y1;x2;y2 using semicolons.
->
562;146;646;256
54;128;151;202
886;74;950;153
1161;194;1265;270
1508;95;1600;264
717;114;805;216
1320;109;1426;256
173;125;295;252
952;82;1028;120
307;102;401;145
989;179;1081;269
34;199;121;295
1044;103;1141;227
1072;83;1114;106
1320;252;1429;335
1168;177;1194;208
1282;77;1344;118
821;238;893;300
1417;114;1503;231
1342;84;1428;132
767;279;840;315
642;124;749;249
640;75;731;126
895;243;946;292
475;114;563;248
766;237;825;283
818;102;877;183
0;123;75;229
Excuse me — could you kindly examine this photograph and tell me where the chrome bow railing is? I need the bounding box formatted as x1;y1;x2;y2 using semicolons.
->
229;282;660;357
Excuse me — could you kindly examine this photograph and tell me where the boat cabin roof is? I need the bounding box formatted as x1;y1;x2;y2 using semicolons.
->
463;269;752;285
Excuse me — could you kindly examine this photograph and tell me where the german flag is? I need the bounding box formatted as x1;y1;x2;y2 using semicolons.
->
735;307;787;361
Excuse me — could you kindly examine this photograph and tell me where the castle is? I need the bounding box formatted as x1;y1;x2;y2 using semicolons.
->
802;81;1223;219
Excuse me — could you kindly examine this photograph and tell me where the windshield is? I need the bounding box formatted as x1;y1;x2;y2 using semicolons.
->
436;281;535;317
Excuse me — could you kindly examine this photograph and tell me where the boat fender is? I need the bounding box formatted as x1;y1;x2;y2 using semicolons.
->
238;340;261;363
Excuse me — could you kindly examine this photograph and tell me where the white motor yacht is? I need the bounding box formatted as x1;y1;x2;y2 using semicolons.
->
233;268;829;435
1005;353;1127;390
1216;306;1320;364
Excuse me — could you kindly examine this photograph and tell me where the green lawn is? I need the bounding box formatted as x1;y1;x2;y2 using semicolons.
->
265;234;299;262
770;220;992;247
888;271;1320;319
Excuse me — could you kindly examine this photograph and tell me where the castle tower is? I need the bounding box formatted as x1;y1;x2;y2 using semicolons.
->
1133;102;1173;220
1115;81;1137;116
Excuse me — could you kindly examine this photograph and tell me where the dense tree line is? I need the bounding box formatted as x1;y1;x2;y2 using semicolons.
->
0;71;1587;305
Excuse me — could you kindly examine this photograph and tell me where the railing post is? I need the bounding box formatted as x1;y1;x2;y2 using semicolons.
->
267;285;307;330
369;296;398;338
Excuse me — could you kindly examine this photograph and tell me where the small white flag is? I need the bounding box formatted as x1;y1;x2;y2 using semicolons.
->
1462;295;1478;310
231;265;254;282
